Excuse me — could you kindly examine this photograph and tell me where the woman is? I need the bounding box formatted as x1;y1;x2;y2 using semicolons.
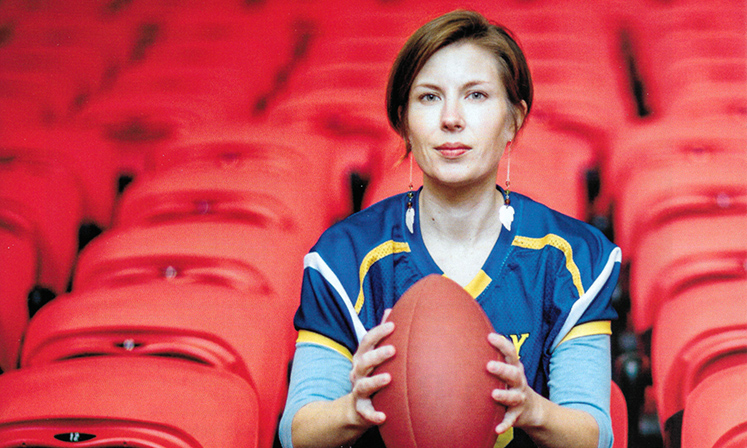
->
279;10;621;448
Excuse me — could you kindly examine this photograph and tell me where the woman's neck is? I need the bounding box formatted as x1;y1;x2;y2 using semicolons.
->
419;177;503;243
418;177;503;286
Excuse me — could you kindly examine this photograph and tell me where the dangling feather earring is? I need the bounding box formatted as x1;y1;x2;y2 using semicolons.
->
499;141;515;231
406;151;415;234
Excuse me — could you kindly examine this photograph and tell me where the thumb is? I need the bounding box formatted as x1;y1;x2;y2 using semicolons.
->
381;308;392;324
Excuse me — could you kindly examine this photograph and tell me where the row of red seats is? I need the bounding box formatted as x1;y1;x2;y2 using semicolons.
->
1;0;635;181
0;125;353;446
605;84;746;448
599;2;746;445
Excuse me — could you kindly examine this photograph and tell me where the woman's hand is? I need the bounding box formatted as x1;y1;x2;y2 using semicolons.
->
348;309;396;427
487;333;544;435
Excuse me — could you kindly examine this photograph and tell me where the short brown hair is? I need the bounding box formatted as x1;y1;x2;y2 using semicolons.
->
386;10;533;149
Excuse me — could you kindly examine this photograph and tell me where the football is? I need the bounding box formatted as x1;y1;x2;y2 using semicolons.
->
371;274;506;448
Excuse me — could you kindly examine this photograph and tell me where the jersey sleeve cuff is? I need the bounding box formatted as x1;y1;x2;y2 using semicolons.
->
557;321;612;347
297;330;354;361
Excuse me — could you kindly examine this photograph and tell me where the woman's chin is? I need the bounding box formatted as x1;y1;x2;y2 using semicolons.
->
423;170;494;191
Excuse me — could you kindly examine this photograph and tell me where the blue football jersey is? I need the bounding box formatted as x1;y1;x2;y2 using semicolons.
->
293;187;621;447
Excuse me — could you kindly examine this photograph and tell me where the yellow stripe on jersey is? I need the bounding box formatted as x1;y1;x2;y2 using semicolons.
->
511;234;585;298
494;428;514;448
462;270;492;299
355;240;411;313
297;330;354;361
558;321;612;346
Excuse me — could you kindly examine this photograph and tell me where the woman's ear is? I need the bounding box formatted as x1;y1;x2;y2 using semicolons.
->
515;100;528;132
508;100;528;141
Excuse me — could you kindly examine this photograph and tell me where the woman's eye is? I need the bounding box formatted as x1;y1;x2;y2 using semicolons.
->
420;93;439;102
468;91;487;100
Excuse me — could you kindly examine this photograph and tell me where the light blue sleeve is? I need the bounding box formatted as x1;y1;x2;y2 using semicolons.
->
278;342;353;448
280;336;613;448
548;334;613;448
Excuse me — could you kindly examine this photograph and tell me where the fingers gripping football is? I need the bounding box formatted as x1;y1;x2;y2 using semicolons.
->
487;333;536;434
349;316;396;425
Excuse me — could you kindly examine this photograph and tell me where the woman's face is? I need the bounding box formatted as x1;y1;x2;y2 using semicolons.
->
406;41;518;190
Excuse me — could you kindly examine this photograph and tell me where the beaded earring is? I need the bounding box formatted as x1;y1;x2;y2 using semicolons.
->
406;151;415;234
498;141;515;231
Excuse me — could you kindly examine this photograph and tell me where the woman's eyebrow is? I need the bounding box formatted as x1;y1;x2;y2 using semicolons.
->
462;80;493;89
411;82;442;91
412;80;494;91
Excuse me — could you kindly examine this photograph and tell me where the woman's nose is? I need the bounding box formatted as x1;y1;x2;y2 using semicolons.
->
440;99;464;131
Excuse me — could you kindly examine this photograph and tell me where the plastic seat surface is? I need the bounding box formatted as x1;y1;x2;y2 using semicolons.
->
72;221;307;304
0;357;258;448
142;124;358;222
629;213;747;333
600;115;747;216
659;57;747;114
267;93;399;208
652;278;747;430
121;142;342;239
0;123;119;227
611;380;628;448
626;1;746;115
0;158;84;293
613;155;747;260
116;167;307;230
682;364;747;448
22;281;294;448
668;80;747;119
0;211;35;371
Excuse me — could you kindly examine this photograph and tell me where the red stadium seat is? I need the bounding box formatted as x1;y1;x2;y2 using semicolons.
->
299;37;403;69
629;1;746;116
0;16;116;107
500;4;630;132
0;210;35;372
611;380;628;448
660;57;746;118
0;124;119;228
628;213;747;334
523;41;628;131
363;121;596;221
682;364;747;448
73;67;241;177
360;153;413;210
600;114;747;218
652;278;747;433
267;90;399;206
259;23;401;198
669;79;747;120
0;357;258;448
263;33;399;114
498;121;598;220
72;221;307;308
681;364;747;448
260;2;414;191
66;0;300;176
0;158;84;294
21;281;295;448
613;154;747;261
115;165;311;233
141;124;356;223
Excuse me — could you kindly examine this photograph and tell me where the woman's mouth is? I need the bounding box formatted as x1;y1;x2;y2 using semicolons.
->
435;143;471;158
